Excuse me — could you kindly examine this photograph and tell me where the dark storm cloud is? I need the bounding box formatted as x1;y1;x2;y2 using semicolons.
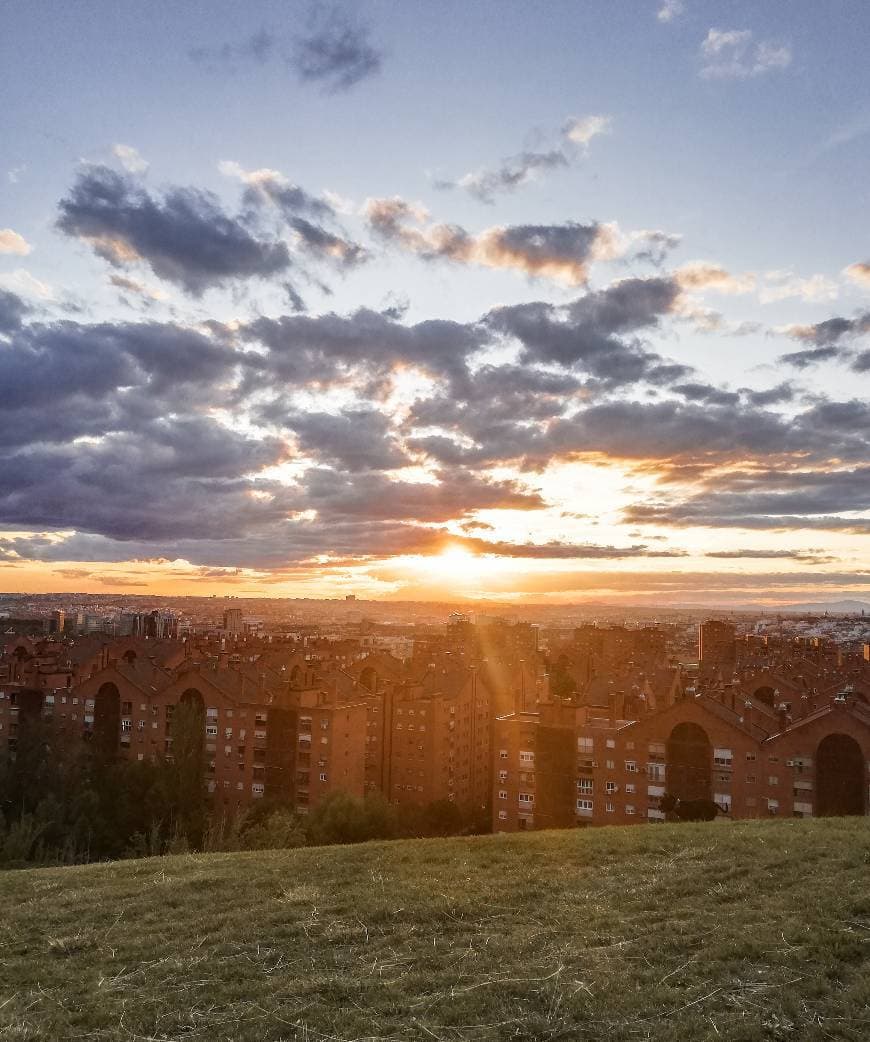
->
288;7;383;92
57;165;290;295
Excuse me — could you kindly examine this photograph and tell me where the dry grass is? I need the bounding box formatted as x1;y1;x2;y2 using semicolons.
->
2;818;870;1040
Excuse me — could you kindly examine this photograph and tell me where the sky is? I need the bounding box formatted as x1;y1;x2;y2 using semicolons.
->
1;0;869;606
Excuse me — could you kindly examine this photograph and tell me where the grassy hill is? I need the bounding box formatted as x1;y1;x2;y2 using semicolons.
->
2;819;870;1041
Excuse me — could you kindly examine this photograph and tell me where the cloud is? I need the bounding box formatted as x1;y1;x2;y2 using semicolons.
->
221;160;367;268
456;536;686;559
108;273;166;302
700;28;792;80
657;0;685;23
0;269;53;300
844;262;870;288
0;289;30;333
57;165;290;295
436;114;610;203
563;114;612;146
439;149;569;205
485;276;683;374
112;143;149;174
0;229;31;256
777;345;842;369
365;197;620;284
778;311;870;367
625;461;870;533
288;7;383;92
257;405;411;472
705;548;836;563
189;28;275;70
675;262;755;294
759;270;838;304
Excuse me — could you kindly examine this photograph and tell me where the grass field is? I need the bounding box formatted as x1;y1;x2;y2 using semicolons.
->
2;818;870;1041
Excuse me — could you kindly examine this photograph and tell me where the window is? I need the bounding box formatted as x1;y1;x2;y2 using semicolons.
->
768;775;779;787
498;770;508;782
605;738;615;749
577;737;594;754
626;741;635;751
647;763;665;782
577;778;593;795
713;748;733;767
625;761;637;773
498;810;508;820
518;792;534;804
768;756;779;764
605;759;615;770
576;799;593;815
224;728;233;739
767;798;779;815
605;781;618;794
746;751;756;762
207;708;218;719
625;783;635;795
319;773;327;782
206;725;218;737
252;783;264;797
498;790;508;800
605;802;614;813
499;749;508;759
625;804;636;815
746;775;756;784
648;741;666;759
519;750;535;765
714;793;732;812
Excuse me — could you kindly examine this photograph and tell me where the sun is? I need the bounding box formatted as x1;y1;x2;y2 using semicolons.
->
430;546;479;580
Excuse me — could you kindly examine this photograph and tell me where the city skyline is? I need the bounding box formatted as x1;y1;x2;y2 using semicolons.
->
2;0;870;604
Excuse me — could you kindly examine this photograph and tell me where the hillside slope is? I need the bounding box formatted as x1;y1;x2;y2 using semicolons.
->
2;819;870;1041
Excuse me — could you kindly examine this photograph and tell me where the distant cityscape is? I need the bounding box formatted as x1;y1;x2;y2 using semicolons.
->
3;594;870;849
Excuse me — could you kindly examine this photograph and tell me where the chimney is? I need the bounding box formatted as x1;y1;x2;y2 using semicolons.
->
742;700;753;731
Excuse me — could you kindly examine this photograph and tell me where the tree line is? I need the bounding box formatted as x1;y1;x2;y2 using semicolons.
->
0;702;486;869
